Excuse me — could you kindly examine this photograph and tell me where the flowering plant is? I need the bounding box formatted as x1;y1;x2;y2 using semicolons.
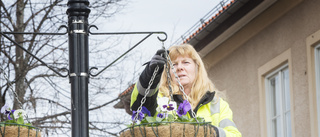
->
131;97;205;126
0;103;31;126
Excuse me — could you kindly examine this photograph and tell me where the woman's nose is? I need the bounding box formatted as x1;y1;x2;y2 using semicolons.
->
175;63;183;71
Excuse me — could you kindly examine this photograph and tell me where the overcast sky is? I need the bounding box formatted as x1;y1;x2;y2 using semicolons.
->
99;0;221;51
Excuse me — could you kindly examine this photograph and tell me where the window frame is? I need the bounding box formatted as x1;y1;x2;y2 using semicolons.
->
258;49;295;137
265;65;291;137
315;44;320;136
306;30;320;137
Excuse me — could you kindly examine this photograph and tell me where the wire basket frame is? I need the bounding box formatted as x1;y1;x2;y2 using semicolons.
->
119;122;217;137
0;123;41;137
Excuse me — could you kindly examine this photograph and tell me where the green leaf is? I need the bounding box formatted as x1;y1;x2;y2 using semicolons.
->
196;117;205;123
25;123;32;126
145;116;156;123
17;116;24;124
156;117;164;122
167;114;175;121
180;115;189;121
5;120;16;124
187;118;194;122
140;118;148;124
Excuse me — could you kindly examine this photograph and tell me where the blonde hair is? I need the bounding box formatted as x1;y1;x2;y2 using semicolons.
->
159;44;217;109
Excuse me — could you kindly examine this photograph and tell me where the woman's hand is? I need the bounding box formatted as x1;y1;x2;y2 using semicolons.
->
140;49;168;88
148;49;167;72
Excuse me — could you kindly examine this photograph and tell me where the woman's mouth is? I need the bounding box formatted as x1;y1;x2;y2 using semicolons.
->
178;75;186;78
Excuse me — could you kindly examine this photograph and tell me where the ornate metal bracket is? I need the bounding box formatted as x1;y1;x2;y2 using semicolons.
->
88;25;167;77
0;25;69;77
1;24;167;78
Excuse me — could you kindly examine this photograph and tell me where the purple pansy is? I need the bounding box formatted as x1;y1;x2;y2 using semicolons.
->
1;104;15;120
157;113;166;119
176;100;191;117
132;106;151;121
7;110;15;120
4;110;11;115
141;106;151;116
162;103;175;111
132;110;144;121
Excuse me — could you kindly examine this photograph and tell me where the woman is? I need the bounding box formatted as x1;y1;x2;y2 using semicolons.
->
131;44;242;137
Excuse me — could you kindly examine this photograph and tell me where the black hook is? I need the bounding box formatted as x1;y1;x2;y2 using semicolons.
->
58;25;68;34
89;67;98;76
88;25;99;34
157;32;167;42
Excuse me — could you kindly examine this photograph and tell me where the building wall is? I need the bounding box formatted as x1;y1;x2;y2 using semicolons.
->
203;0;320;136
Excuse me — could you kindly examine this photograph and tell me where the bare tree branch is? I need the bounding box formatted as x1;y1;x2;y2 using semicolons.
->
1;0;132;136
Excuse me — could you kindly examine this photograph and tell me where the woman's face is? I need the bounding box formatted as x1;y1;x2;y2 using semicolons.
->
170;55;197;90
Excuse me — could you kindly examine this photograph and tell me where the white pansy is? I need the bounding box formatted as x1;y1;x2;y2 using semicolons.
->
156;97;178;112
157;97;169;112
13;109;26;118
168;101;177;111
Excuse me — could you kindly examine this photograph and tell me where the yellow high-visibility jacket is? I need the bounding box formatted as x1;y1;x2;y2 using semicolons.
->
131;82;242;137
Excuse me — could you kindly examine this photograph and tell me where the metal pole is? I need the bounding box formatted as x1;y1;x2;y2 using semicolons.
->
67;0;90;137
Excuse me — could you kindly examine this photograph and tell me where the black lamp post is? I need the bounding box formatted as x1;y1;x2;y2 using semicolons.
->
67;0;90;137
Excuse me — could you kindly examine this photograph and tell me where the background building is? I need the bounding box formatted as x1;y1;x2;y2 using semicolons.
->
187;0;319;136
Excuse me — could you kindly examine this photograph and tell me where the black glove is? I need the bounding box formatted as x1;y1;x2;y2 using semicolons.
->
139;49;168;89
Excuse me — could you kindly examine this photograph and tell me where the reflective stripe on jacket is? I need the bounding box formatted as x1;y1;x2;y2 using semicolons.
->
197;97;242;137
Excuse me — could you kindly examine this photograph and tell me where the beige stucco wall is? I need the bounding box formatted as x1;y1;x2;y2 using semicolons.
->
202;0;320;136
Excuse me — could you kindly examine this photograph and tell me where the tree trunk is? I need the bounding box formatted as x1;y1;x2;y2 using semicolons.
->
13;0;26;110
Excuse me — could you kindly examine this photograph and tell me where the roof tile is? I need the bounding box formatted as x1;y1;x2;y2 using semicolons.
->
184;0;236;43
118;84;135;97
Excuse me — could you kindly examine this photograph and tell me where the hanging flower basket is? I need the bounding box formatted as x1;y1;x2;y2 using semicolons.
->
119;122;216;137
0;123;41;137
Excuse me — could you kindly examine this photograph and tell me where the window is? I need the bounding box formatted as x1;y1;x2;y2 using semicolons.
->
316;44;320;136
258;49;293;137
307;30;320;137
265;65;292;137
